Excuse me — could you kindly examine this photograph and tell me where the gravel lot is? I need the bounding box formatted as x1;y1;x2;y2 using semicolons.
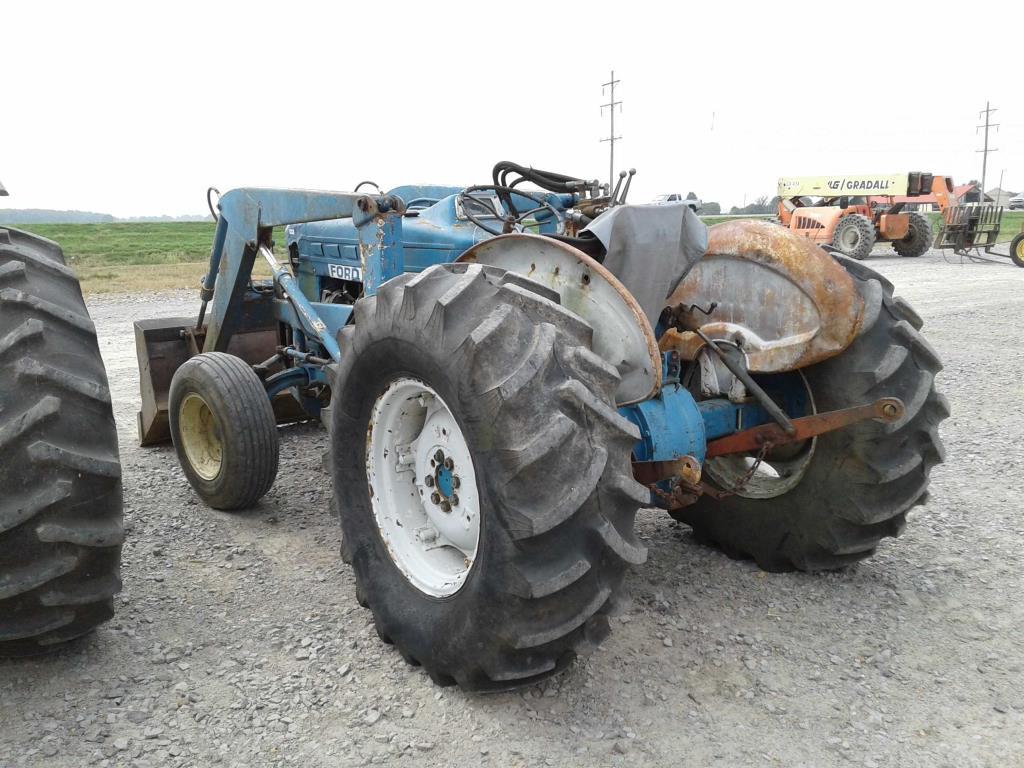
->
2;249;1023;768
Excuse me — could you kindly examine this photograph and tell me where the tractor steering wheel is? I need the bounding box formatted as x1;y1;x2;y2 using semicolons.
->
456;185;566;237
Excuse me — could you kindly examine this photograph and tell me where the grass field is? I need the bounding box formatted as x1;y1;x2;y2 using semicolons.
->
14;222;271;294
12;212;1024;294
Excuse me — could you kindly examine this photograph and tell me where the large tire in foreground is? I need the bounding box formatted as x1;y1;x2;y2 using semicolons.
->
168;352;279;510
0;227;123;655
893;212;932;258
671;256;948;571
331;263;647;690
832;214;876;260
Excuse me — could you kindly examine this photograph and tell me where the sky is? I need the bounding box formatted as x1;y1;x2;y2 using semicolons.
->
1;1;1021;217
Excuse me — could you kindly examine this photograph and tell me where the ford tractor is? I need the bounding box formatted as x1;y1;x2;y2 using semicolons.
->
134;161;948;690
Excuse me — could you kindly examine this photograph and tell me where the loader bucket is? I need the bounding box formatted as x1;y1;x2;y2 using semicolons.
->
135;316;200;446
135;293;303;446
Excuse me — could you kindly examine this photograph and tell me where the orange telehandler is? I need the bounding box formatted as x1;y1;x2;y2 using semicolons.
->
775;172;960;260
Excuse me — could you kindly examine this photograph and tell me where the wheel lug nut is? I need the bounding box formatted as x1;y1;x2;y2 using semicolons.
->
452;476;460;489
451;493;459;506
443;457;454;470
434;449;444;463
430;492;441;505
424;475;435;487
440;500;452;513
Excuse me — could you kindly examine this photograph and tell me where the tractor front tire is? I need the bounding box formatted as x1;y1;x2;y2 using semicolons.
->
331;263;647;690
169;352;279;510
0;227;123;655
832;214;876;260
893;212;932;258
670;256;948;571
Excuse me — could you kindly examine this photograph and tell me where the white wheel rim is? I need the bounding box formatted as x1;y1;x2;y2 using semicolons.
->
365;378;480;597
840;226;859;250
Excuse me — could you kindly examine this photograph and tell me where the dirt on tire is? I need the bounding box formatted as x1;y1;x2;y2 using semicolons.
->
670;255;948;571
893;212;933;258
331;263;647;690
0;227;123;655
832;214;876;260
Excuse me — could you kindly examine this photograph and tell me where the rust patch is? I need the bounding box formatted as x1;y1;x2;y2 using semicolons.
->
705;397;904;458
663;220;865;372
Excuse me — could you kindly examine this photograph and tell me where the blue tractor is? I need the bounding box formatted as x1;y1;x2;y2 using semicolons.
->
136;162;947;690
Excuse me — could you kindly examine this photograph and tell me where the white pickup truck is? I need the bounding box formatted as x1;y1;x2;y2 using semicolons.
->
652;193;701;212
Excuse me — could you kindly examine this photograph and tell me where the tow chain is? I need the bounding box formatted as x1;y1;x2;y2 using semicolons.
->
646;441;772;508
720;441;771;497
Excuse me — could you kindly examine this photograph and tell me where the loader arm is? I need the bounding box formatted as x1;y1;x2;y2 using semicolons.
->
202;188;365;352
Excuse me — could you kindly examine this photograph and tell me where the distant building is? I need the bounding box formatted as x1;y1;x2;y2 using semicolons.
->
955;183;993;204
986;187;1017;207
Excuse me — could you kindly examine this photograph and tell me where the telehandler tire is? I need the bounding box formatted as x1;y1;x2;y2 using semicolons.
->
0;227;123;655
670;256;948;572
832;214;875;260
168;352;279;510
893;212;932;258
331;263;647;690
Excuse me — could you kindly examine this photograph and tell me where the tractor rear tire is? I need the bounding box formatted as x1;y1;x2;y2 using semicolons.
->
331;263;647;690
893;212;932;258
0;227;123;655
168;352;279;510
1010;233;1024;268
670;256;948;572
832;215;876;260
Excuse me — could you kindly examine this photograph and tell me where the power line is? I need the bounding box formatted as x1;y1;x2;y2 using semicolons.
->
976;101;999;199
600;70;622;193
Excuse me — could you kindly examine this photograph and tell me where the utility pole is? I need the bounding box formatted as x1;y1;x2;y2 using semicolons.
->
600;70;622;193
976;102;999;202
997;168;1005;206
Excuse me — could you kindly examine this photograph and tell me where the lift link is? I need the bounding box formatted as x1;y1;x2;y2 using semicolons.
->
705;397;905;459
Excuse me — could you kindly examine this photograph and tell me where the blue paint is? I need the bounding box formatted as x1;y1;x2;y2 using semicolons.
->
436;466;455;497
622;385;707;463
200;185;809;477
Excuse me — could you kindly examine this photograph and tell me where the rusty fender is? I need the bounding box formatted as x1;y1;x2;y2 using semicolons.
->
661;219;866;372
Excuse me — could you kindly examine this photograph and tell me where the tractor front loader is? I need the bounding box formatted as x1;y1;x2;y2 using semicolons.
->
136;162;947;690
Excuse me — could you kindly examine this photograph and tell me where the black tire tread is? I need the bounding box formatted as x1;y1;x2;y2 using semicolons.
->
672;255;947;572
333;263;647;690
832;214;876;260
892;212;932;258
0;227;123;656
169;352;279;510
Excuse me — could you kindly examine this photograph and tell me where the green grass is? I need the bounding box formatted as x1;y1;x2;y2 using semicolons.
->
698;214;774;227
19;222;217;267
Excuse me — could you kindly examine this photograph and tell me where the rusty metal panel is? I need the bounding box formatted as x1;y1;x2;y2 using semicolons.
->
662;220;865;372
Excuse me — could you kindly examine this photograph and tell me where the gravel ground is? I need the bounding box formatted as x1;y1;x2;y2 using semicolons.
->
2;249;1023;768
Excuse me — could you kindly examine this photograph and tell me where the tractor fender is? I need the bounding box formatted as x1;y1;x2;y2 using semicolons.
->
660;220;866;372
456;233;661;406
